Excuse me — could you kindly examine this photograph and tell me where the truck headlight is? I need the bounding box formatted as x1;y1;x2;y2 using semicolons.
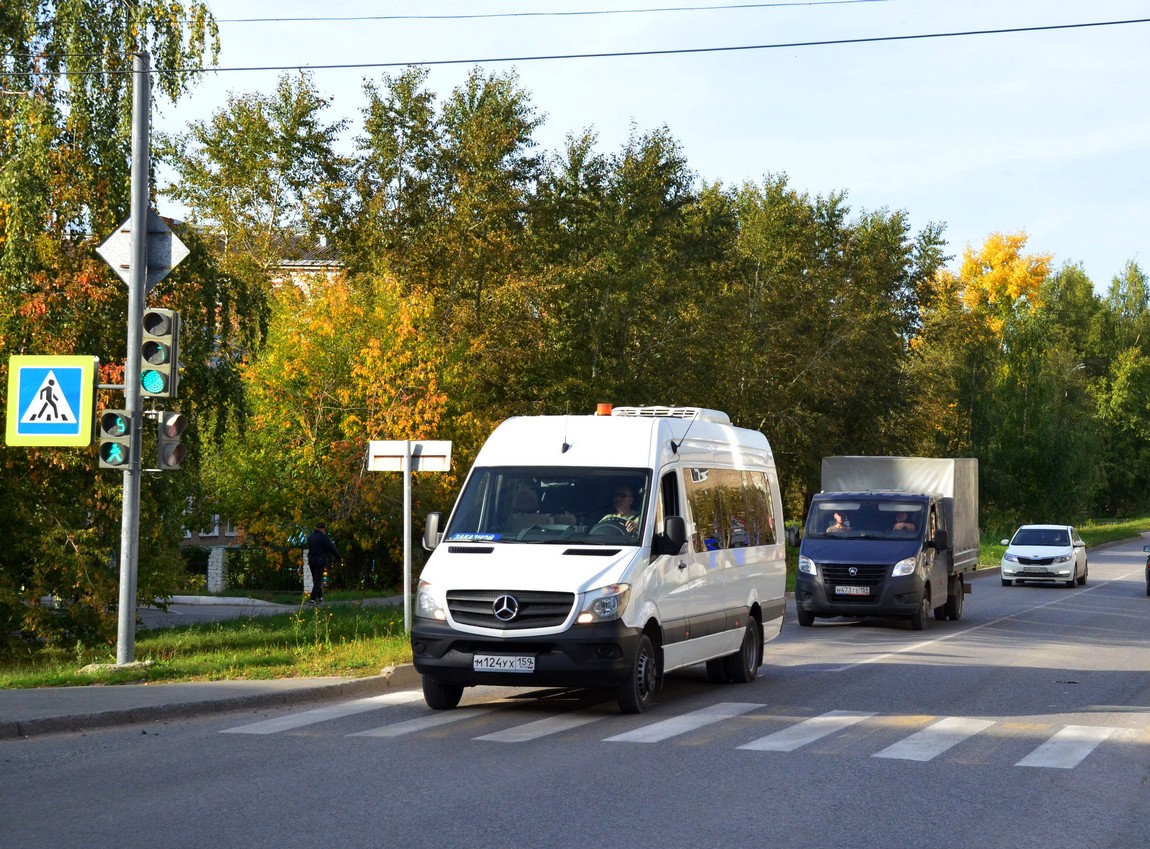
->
415;580;445;620
798;555;818;576
892;557;917;577
577;584;631;623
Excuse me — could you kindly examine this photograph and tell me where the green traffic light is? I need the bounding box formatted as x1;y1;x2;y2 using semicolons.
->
141;370;167;394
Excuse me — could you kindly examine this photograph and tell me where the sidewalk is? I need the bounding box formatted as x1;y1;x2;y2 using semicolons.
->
1;594;421;740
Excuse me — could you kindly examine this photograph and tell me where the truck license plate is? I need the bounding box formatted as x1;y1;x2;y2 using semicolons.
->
473;654;535;673
835;585;870;596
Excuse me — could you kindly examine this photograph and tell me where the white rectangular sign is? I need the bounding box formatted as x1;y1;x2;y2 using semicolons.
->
367;440;452;473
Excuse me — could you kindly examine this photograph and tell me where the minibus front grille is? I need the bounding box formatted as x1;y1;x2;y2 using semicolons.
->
447;589;576;629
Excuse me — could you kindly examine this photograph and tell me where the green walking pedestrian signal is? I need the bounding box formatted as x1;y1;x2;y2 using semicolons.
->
98;409;132;469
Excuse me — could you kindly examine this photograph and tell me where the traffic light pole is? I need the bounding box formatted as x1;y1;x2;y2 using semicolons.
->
115;51;149;665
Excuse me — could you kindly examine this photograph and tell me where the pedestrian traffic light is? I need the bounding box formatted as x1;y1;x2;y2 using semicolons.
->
141;308;179;398
98;409;132;469
156;411;187;470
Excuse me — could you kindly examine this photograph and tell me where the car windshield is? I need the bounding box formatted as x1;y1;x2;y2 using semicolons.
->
804;499;925;540
1012;527;1069;547
444;466;651;545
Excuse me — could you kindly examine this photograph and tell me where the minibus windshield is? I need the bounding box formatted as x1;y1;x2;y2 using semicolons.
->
444;466;651;545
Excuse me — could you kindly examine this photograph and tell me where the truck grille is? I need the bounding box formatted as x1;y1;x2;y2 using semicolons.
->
446;589;575;630
822;563;886;603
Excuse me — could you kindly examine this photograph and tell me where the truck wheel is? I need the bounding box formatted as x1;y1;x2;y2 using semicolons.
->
945;576;964;621
933;601;948;621
723;620;762;684
796;607;815;627
910;590;930;631
422;676;464;710
616;633;658;714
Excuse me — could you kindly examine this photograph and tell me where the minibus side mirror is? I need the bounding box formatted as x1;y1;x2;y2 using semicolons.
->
423;512;442;551
786;525;801;548
929;528;949;551
654;516;687;556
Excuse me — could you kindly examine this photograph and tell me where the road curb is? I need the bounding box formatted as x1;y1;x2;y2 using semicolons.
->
0;664;423;740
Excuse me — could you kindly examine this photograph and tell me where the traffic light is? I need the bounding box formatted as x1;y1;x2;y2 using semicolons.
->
141;308;179;398
98;409;132;469
156;411;187;470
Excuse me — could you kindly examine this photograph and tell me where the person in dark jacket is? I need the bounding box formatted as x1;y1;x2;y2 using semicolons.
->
305;523;340;604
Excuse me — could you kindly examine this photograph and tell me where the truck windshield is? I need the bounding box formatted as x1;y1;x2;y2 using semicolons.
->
444;466;651;545
805;499;925;540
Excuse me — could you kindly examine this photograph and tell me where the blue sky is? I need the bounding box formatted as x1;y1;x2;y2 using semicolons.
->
154;1;1150;287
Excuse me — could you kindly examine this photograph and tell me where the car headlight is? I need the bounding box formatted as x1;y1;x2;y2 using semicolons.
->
1053;553;1073;563
415;580;445;620
892;557;917;577
798;555;817;576
1003;552;1020;563
577;584;631;623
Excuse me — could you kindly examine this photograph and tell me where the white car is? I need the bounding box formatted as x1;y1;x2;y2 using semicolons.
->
1000;524;1087;588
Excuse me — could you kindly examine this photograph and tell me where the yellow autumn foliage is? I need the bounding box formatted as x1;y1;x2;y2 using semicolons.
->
957;231;1052;333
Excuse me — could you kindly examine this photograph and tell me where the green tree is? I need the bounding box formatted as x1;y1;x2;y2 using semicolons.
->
157;71;349;282
0;3;253;647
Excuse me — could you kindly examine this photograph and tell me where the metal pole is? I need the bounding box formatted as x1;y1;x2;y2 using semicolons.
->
115;51;149;665
403;439;412;633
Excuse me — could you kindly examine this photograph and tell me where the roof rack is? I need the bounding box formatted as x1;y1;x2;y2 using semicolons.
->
611;406;731;424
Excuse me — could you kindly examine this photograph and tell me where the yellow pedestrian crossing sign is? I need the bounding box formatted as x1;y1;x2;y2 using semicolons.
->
6;355;99;447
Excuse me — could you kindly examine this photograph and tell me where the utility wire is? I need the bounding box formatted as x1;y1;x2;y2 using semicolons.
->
166;16;1150;73
209;0;887;24
2;16;1148;76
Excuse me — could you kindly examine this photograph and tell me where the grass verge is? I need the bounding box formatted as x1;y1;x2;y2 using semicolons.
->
0;601;411;689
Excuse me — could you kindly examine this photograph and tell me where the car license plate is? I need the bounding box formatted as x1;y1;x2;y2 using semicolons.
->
473;654;535;673
835;585;870;596
1023;566;1047;573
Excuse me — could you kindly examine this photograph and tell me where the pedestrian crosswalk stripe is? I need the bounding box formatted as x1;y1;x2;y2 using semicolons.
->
220;691;423;734
873;716;996;761
476;711;606;742
350;707;496;738
1015;724;1118;769
737;710;877;752
605;702;762;744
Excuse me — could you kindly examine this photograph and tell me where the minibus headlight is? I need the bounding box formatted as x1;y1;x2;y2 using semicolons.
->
892;557;917;577
415;580;445;620
798;555;817;576
578;584;631;623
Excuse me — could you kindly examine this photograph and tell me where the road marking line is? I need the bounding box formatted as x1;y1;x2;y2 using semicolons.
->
605;702;762;744
219;691;423;734
873;716;996;761
737;709;876;752
824;574;1127;672
349;708;495;738
1016;725;1118;768
475;711;605;742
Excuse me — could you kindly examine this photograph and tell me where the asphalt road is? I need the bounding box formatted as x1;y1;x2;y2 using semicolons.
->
4;538;1150;849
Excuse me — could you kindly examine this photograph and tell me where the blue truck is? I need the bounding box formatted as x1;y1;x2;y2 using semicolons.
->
791;456;979;631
